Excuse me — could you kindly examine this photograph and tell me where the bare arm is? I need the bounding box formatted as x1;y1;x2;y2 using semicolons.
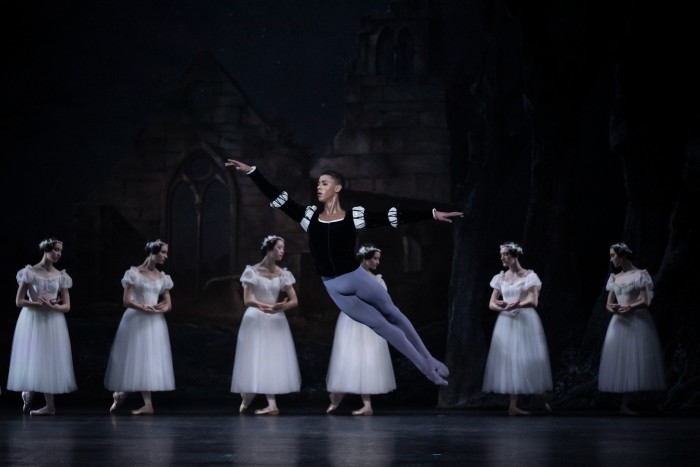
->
273;284;299;312
242;283;274;312
15;282;38;308
152;290;173;313
489;288;507;312
616;285;651;313
122;284;157;313
605;290;620;313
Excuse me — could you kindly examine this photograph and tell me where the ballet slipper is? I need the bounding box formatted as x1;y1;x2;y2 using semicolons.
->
351;407;374;416
326;403;338;414
254;407;279;416
508;406;530;416
239;402;248;414
21;391;32;413
110;392;127;413
30;406;55;416
131;406;154;415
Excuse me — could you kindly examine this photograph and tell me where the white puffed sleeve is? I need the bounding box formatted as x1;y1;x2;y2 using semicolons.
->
58;270;73;289
489;272;503;291
637;269;654;302
16;265;35;285
161;273;174;292
523;271;542;292
280;268;296;288
605;273;615;292
121;267;139;290
375;274;388;291
240;266;256;286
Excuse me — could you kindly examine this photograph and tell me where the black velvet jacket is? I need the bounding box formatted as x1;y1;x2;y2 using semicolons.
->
248;168;434;277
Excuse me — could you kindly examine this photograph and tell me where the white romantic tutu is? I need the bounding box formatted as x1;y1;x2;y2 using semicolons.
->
598;309;666;392
104;309;176;391
326;312;396;394
482;308;553;394
231;307;301;394
7;308;77;393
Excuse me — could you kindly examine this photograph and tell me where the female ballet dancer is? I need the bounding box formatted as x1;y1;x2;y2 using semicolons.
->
598;242;665;415
232;235;301;415
7;237;77;415
104;239;175;415
226;159;461;385
482;242;552;415
326;244;396;416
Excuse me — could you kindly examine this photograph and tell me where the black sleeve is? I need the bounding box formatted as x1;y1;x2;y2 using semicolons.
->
354;206;434;229
248;168;307;223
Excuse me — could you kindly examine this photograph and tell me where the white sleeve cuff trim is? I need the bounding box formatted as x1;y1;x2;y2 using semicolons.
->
270;191;289;208
388;207;398;228
352;206;366;230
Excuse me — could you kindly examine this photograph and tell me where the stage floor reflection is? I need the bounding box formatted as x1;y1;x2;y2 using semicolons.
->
1;406;697;466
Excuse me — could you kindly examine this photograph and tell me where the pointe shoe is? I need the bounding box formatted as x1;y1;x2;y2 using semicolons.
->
239;402;248;414
351;407;373;416
131;406;154;415
30;406;55;416
21;392;32;413
326;403;338;414
254;407;279;416
542;403;552;414
110;392;127;413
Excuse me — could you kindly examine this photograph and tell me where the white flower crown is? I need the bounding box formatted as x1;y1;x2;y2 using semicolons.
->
500;242;524;256
145;239;165;252
39;238;61;251
610;242;632;254
357;245;381;257
261;235;283;249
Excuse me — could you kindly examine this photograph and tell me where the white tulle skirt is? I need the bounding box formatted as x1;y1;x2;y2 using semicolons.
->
7;308;77;393
104;308;175;391
483;308;552;394
326;312;396;394
598;309;666;393
231;307;301;394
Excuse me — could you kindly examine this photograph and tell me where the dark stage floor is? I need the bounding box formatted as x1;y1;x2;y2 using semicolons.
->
1;405;698;466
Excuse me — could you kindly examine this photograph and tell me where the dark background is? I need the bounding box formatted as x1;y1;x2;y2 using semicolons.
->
1;0;699;412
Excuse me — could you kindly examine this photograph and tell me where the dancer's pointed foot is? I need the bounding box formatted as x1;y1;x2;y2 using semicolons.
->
426;367;448;386
21;391;32;413
542;402;552;414
508;406;530;416
326;403;338;414
239;402;248;414
131;406;154;415
351;407;373;416
432;358;450;378
254;407;279;416
110;392;127;413
30;406;55;416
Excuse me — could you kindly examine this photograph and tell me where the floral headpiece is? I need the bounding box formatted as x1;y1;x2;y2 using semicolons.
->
39;238;62;251
261;235;283;250
145;239;166;253
357;244;381;257
610;242;632;255
500;241;524;256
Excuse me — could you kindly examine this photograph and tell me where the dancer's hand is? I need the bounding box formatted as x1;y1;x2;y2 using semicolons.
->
273;298;290;311
503;300;521;311
608;303;620;313
493;299;507;310
617;305;632;313
435;210;463;223
225;159;252;173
